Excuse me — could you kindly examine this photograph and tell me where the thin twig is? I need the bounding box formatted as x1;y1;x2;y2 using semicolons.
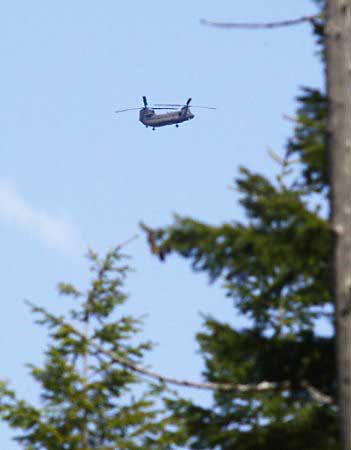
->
267;148;285;166
282;113;300;124
116;234;139;250
200;14;320;30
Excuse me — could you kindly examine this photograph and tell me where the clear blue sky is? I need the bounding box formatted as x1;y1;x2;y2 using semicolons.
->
1;1;323;447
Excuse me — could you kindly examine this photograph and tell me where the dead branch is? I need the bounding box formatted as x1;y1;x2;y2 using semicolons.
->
89;335;283;393
87;329;335;403
302;381;334;405
282;113;300;124
62;318;335;401
29;303;334;403
200;14;320;30
116;234;139;250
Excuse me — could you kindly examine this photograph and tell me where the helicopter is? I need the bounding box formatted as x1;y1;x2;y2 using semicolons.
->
115;96;215;130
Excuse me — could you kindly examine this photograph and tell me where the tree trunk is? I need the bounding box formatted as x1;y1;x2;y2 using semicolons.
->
326;1;351;448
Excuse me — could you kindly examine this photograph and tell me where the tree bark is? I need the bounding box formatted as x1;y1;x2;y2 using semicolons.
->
326;1;351;448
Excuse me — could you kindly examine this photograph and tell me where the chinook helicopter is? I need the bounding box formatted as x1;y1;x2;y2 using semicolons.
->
115;96;215;130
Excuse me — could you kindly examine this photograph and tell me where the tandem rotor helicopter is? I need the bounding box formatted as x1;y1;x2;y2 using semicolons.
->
115;96;216;130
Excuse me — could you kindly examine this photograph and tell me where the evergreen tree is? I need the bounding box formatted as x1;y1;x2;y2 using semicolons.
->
142;2;338;448
0;248;174;450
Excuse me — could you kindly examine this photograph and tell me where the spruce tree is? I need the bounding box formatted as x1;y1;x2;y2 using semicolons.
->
142;2;339;448
0;248;174;450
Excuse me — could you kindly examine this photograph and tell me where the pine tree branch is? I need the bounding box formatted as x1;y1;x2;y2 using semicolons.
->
200;14;321;30
90;336;335;404
32;303;334;404
50;312;334;405
93;338;284;393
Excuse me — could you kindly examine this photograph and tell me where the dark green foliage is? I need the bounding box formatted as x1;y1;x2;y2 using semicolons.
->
198;319;335;397
168;398;338;450
0;249;175;450
288;3;327;194
311;0;326;60
143;151;337;448
287;88;328;192
142;5;338;448
143;163;331;334
144;139;336;450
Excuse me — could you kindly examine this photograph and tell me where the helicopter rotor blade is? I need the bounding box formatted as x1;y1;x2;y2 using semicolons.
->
189;105;216;110
153;107;179;110
115;107;141;113
155;103;216;110
186;97;192;106
154;104;183;107
115;106;180;113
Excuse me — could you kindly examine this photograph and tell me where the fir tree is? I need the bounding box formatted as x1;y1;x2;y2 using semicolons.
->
142;2;339;448
0;248;175;450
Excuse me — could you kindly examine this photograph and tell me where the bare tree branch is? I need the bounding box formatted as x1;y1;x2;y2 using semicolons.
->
87;328;335;404
302;381;335;405
31;303;334;404
116;234;139;250
282;113;300;124
200;14;321;30
88;335;283;393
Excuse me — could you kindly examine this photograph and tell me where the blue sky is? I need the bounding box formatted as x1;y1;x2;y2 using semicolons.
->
1;1;323;447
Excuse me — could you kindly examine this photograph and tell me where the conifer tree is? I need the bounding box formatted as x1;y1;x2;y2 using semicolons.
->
142;2;339;448
0;248;174;450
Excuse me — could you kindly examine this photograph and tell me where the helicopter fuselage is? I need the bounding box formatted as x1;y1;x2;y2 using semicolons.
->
139;107;194;128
